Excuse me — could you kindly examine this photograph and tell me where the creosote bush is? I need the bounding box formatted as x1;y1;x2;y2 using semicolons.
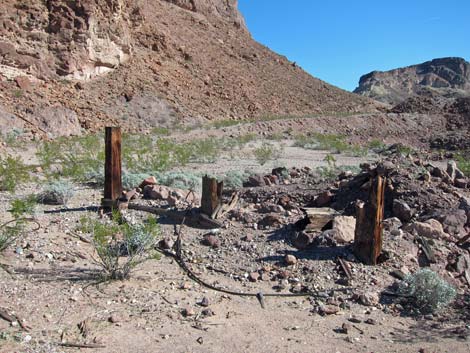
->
79;213;160;280
397;269;456;314
253;141;283;165
0;155;30;192
1;197;36;252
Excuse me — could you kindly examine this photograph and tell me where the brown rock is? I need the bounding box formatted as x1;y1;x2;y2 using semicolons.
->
15;76;32;90
143;185;170;200
315;191;333;207
404;219;450;240
201;234;220;248
454;178;468;189
248;272;259;282
140;176;158;188
258;214;282;228
284;254;297;266
320;305;339;316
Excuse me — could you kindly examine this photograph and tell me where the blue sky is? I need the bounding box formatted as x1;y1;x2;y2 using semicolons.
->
238;0;470;91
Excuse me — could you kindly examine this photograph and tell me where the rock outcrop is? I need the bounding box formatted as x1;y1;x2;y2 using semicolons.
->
0;0;377;137
354;57;470;105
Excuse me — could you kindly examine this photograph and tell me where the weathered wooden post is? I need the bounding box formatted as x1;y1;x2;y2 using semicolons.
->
201;176;223;217
102;127;122;210
354;175;385;265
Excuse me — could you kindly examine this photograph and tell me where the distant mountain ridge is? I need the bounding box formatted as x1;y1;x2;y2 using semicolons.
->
354;57;470;104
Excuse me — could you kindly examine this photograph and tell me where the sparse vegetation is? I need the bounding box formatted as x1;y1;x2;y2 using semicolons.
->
38;180;75;205
1;197;37;253
253;141;283;165
294;133;350;153
10;195;37;219
222;170;251;189
397;269;456;314
455;152;470;176
79;212;160;280
0;155;30;192
368;139;387;153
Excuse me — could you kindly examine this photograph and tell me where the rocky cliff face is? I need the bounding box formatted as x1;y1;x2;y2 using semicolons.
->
354;57;470;105
0;0;376;137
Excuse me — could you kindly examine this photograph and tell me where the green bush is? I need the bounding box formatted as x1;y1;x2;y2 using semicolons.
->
0;155;30;192
10;195;37;218
253;142;283;165
293;133;349;153
79;213;160;280
455;153;470;176
397;269;456;314
1;197;36;252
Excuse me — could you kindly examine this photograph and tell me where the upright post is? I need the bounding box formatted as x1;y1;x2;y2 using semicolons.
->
201;176;223;217
354;175;385;265
102;127;122;209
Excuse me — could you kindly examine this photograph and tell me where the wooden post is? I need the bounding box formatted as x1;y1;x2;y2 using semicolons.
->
102;127;122;209
354;175;385;265
201;176;223;217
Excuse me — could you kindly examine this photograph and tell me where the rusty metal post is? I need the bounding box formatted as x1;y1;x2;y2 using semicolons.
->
102;127;122;209
354;175;385;265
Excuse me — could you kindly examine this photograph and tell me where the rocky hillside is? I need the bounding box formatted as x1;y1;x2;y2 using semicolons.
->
0;0;376;138
354;57;470;105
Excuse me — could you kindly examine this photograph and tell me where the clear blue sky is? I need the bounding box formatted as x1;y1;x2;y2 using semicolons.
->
238;0;470;91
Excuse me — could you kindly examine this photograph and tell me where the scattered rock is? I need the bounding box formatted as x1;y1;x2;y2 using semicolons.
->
365;318;377;325
331;216;356;244
341;322;352;334
258;214;282;228
404;219;450;240
357;292;380;307
108;314;122;324
319;305;339;316
201;234;220;248
284;254;297;266
198;297;210;307
139;176;157;188
143;185;170;200
315;191;333;207
392;199;414;222
248;272;259;282
182;307;195;317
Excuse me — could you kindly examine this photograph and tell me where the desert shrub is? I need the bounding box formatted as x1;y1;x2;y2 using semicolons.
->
2;128;26;149
368;139;387;153
253;142;283;165
189;138;220;163
10;195;37;218
157;171;201;190
397;269;456;314
0;155;30;192
455;153;470;176
294;133;349;153
0;222;24;252
79;213;159;280
1;197;36;252
36;134;104;181
38;180;75;205
222;170;251;189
